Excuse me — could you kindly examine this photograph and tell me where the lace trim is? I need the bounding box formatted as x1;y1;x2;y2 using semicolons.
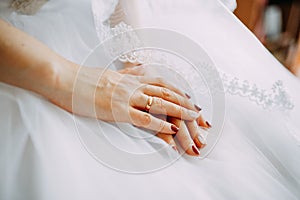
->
10;0;48;15
91;0;119;42
101;22;154;64
192;61;294;111
93;14;295;112
221;73;294;111
90;5;299;146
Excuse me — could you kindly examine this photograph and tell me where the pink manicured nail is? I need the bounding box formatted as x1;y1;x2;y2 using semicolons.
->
171;125;179;133
172;145;179;153
197;134;207;145
194;105;202;111
206;121;212;128
192;145;200;155
185;93;191;99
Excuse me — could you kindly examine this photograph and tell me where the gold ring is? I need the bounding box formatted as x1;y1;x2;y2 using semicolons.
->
145;96;153;112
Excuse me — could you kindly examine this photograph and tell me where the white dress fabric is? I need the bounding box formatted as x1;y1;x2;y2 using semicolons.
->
1;0;300;200
219;0;237;11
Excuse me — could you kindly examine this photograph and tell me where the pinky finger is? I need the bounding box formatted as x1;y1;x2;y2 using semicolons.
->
129;108;179;134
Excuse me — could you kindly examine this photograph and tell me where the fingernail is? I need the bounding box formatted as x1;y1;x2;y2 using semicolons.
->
133;64;144;69
188;110;200;119
171;145;179;153
194;104;202;111
199;126;208;131
206;121;212;128
197;134;207;145
185;93;191;99
171;125;179;133
192;145;200;155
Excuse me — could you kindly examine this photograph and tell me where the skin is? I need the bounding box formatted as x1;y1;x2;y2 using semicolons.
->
0;19;209;156
120;65;211;156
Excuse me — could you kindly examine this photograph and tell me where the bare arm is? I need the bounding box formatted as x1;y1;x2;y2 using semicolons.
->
0;19;77;105
0;19;202;136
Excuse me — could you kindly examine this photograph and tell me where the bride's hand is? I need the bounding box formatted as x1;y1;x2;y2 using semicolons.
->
53;64;200;134
0;20;204;138
156;116;208;156
119;64;211;156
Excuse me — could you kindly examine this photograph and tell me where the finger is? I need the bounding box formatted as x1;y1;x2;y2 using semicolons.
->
157;133;178;152
186;120;207;149
155;115;178;152
142;85;200;112
131;94;200;121
123;62;142;69
169;118;200;156
121;69;200;117
196;115;212;129
139;76;186;97
118;65;145;76
129;107;179;134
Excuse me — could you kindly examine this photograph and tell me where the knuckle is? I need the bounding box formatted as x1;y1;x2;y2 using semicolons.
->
153;97;163;109
155;77;164;84
140;113;151;126
179;99;188;107
159;120;165;132
161;88;171;98
131;92;144;106
176;106;184;117
153;97;168;115
143;84;151;92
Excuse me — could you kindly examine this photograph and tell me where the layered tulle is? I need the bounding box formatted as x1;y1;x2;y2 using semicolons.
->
0;0;300;199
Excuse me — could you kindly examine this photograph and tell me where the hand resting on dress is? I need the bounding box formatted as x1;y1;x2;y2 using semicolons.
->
120;64;211;156
0;19;206;146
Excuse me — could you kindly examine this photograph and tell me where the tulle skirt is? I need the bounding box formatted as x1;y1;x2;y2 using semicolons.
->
1;0;300;199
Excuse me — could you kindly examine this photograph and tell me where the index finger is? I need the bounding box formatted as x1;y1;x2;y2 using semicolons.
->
138;76;187;98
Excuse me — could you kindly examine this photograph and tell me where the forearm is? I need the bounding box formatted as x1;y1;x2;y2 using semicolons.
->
0;19;78;101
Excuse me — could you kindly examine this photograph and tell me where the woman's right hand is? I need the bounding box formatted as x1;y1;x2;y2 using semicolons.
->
0;19;200;135
52;64;201;134
119;64;211;156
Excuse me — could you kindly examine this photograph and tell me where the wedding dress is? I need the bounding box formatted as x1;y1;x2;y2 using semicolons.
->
1;0;300;200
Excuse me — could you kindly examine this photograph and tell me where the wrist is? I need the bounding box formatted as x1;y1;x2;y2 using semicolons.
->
40;58;79;112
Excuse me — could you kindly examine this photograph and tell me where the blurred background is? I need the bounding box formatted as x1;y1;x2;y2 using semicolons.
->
234;0;300;77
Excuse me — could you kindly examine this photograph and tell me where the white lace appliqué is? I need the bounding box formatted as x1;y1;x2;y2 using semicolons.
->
221;73;294;111
191;61;294;111
105;23;295;111
102;22;151;63
91;5;295;112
